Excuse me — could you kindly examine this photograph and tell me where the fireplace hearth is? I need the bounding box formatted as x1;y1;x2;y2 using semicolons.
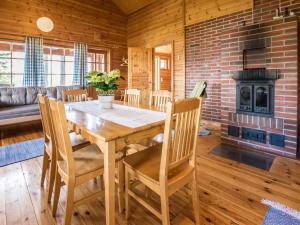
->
219;18;298;157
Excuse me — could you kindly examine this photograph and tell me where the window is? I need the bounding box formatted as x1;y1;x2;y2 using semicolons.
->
0;42;25;87
44;46;74;86
88;50;107;73
160;58;169;69
0;40;108;87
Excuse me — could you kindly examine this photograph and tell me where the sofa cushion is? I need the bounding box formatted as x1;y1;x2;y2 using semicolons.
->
45;87;57;99
0;87;26;107
56;85;81;100
26;87;43;105
25;87;57;104
0;104;39;120
0;85;80;108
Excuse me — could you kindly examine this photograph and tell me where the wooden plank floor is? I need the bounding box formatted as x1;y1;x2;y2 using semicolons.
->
1;123;300;225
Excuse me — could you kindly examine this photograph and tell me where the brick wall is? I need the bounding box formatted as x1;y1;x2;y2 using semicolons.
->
186;0;300;121
222;18;298;157
185;0;300;157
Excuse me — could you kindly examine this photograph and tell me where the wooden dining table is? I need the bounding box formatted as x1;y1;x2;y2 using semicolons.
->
65;100;166;225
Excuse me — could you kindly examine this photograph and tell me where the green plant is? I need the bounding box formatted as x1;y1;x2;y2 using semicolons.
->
86;69;125;95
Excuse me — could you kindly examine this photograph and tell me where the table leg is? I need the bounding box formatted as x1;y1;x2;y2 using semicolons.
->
103;141;116;225
117;160;125;213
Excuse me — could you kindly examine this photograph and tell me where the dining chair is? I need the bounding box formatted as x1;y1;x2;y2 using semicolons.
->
124;89;141;105
149;90;173;108
38;95;89;202
149;90;173;144
38;95;90;203
124;90;172;149
124;97;203;225
63;89;88;102
48;99;124;225
115;89;125;101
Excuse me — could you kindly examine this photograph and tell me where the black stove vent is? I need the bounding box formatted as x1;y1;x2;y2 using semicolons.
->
233;69;279;81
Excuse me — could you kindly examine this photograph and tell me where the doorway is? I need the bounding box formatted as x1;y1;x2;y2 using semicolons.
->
153;44;173;92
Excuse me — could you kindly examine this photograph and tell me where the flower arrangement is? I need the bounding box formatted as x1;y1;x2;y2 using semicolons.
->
86;69;125;95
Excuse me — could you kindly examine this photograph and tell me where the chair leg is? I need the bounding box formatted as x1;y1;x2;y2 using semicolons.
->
52;169;61;217
40;148;49;187
191;179;201;225
160;190;170;225
117;160;125;213
64;180;75;225
47;158;56;203
125;168;130;220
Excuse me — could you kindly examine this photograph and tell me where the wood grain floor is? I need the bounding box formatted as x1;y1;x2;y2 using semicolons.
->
1;123;300;225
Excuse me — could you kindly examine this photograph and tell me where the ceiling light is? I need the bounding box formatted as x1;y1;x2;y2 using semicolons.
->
36;17;54;32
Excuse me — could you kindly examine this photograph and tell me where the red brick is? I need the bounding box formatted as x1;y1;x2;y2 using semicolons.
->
185;0;299;157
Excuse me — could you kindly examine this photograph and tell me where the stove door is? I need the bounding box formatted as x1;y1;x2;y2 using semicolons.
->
237;84;253;113
254;85;271;114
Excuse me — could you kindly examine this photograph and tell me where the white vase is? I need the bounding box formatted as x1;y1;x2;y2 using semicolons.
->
98;95;114;109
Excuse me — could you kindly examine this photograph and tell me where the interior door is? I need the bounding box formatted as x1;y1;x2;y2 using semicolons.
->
154;53;172;91
128;47;153;105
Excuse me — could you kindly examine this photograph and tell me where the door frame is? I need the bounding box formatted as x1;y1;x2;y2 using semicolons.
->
152;41;174;93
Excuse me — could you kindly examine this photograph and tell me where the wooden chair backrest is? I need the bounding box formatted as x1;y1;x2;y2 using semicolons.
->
149;90;173;108
190;81;207;98
124;89;141;105
38;95;53;143
63;89;88;102
48;99;75;176
160;98;202;182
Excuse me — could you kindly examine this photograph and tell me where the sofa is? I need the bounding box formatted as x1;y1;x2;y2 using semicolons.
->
0;85;80;125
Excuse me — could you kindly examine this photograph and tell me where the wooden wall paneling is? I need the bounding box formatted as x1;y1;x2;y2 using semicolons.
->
0;0;127;47
185;0;254;26
127;0;185;99
111;0;159;15
112;47;128;90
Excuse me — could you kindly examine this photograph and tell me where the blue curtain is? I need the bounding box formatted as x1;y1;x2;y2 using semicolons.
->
23;36;45;87
73;43;88;86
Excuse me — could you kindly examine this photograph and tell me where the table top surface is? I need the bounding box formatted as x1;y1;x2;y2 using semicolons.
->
66;100;166;142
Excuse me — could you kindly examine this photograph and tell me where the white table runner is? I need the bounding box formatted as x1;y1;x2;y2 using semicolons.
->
66;101;166;128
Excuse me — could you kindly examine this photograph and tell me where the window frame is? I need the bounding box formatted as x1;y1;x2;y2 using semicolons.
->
87;49;108;73
0;41;25;87
43;45;75;87
0;40;110;87
159;58;169;70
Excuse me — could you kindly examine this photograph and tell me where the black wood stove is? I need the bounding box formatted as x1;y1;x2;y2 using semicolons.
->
234;69;278;116
233;38;280;117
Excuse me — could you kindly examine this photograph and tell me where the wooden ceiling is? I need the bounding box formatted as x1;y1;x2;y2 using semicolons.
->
111;0;158;15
